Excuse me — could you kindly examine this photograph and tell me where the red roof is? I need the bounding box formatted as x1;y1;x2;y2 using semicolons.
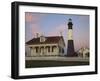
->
26;36;65;46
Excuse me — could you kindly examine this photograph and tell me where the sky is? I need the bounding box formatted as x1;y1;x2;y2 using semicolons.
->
25;12;89;51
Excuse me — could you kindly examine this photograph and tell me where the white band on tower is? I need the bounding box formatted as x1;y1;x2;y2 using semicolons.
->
68;29;73;40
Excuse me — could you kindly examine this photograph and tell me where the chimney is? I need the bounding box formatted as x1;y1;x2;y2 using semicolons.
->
36;33;39;38
40;34;46;42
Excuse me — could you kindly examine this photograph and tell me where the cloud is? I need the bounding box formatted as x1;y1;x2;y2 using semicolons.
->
25;12;47;39
25;12;33;23
25;12;46;23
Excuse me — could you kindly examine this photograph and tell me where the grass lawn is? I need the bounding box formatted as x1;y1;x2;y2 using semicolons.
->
25;60;89;68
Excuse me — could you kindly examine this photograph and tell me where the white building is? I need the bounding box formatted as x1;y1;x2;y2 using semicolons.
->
26;35;65;56
77;48;89;58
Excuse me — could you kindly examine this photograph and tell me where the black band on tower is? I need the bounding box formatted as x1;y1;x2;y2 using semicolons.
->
67;40;75;56
68;21;73;29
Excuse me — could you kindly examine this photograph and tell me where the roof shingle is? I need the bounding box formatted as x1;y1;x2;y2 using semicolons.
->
26;36;64;45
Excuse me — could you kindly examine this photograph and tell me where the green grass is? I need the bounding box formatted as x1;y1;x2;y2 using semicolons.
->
25;60;89;68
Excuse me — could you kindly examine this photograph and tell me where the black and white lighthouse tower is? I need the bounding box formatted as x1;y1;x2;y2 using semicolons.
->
67;18;75;57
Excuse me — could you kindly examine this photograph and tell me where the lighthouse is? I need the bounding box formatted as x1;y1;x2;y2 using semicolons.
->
67;18;75;57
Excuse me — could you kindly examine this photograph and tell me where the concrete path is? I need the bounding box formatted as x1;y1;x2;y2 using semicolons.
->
25;56;89;62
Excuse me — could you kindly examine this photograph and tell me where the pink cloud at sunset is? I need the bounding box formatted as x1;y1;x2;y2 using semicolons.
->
25;12;46;23
25;12;33;22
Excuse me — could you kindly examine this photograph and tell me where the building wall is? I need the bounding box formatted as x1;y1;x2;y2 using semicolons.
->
26;40;65;56
78;48;89;58
26;44;60;56
58;38;65;55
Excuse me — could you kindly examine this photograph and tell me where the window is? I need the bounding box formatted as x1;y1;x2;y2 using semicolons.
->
48;47;50;52
35;47;39;53
52;46;56;52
